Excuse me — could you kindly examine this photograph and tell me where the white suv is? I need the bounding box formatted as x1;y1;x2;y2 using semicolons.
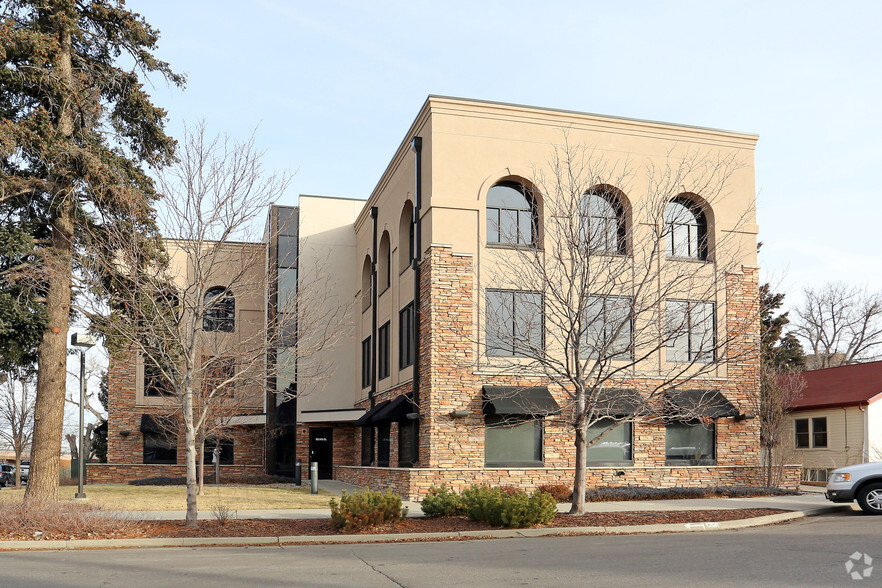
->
826;462;882;515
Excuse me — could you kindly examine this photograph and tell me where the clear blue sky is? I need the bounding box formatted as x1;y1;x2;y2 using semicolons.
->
136;0;882;306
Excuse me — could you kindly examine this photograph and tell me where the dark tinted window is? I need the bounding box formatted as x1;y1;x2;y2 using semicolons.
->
486;290;543;356
203;287;235;332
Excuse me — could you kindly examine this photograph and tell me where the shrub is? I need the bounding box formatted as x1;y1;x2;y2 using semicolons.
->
421;484;465;517
129;476;186;486
0;499;137;540
499;491;557;528
461;485;557;528
537;484;572;502
329;489;408;531
584;485;799;502
461;485;506;526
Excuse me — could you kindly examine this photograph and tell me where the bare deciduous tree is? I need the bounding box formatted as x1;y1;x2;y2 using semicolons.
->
479;139;757;514
85;124;343;526
747;365;805;487
792;283;882;368
0;373;36;488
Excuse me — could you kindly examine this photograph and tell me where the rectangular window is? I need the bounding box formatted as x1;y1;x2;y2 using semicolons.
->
203;438;234;465
583;296;632;360
143;432;177;464
812;417;828;448
586;420;633;463
361;336;371;389
143;356;173;397
665;420;715;465
377;423;391;467
666;300;715;363
361;426;374;466
794;418;810;448
399;303;415;369
484;416;543;467
278;235;298;269
486;290;543;357
795;417;827;448
378;322;390;380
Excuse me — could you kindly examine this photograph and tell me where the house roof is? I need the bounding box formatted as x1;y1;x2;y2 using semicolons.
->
787;360;882;411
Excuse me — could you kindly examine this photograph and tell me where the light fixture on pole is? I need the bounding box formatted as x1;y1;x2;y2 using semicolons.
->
71;333;97;500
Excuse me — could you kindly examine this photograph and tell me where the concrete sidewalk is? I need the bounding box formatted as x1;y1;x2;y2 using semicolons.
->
127;482;846;521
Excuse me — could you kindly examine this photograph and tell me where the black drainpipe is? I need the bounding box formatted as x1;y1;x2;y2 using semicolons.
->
410;136;423;464
370;206;379;410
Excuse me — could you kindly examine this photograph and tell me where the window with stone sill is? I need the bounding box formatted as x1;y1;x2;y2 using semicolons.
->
664;420;715;465
484;415;543;467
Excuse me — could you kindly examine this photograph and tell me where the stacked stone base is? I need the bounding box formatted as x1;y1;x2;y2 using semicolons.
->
336;464;801;501
87;463;264;484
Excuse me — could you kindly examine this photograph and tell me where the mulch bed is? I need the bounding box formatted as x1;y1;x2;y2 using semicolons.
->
0;509;787;541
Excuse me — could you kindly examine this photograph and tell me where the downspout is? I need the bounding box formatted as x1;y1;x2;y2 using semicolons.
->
411;136;423;464
369;206;379;465
843;407;849;464
370;206;379;409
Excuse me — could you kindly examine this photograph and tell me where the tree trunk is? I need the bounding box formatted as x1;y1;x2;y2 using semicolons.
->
569;422;588;515
184;387;199;526
25;16;76;505
14;453;21;489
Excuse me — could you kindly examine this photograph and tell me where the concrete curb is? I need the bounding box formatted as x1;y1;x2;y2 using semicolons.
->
0;505;852;551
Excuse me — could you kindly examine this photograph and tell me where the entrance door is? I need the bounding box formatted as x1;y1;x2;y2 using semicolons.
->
309;427;333;479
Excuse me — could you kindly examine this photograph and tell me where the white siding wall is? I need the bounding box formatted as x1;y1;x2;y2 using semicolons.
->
867;400;882;462
786;407;866;470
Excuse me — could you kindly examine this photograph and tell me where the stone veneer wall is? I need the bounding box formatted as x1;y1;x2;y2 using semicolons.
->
95;350;266;483
336;246;801;499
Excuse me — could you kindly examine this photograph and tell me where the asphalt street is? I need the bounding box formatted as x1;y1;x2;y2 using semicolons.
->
1;510;878;587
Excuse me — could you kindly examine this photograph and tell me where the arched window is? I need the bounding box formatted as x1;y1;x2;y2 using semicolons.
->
665;198;708;260
581;190;626;253
203;287;235;332
486;181;536;246
378;232;391;294
361;255;372;312
399;201;415;273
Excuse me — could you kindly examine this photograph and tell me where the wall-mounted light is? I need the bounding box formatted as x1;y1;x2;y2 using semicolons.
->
615;470;626;477
734;413;756;422
119;430;131;437
449;409;469;418
406;412;421;420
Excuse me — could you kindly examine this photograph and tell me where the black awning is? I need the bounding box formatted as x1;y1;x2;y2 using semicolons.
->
482;386;561;416
353;399;390;427
592;388;643;417
665;389;739;418
372;395;417;423
140;414;176;434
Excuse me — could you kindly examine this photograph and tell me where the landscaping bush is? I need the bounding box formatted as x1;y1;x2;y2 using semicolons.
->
329;489;408;531
0;499;137;540
420;484;465;517
129;476;187;486
460;485;557;528
537;484;572;502
584;485;799;502
499;490;557;528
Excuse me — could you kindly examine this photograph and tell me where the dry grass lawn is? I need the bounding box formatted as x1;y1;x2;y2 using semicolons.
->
0;484;332;511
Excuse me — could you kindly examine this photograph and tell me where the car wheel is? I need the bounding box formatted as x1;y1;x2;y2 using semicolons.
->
857;483;882;515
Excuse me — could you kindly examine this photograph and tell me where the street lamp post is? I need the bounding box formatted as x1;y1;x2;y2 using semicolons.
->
71;333;97;499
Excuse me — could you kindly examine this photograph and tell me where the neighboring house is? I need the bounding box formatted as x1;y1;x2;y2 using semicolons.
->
99;96;782;495
786;361;882;481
